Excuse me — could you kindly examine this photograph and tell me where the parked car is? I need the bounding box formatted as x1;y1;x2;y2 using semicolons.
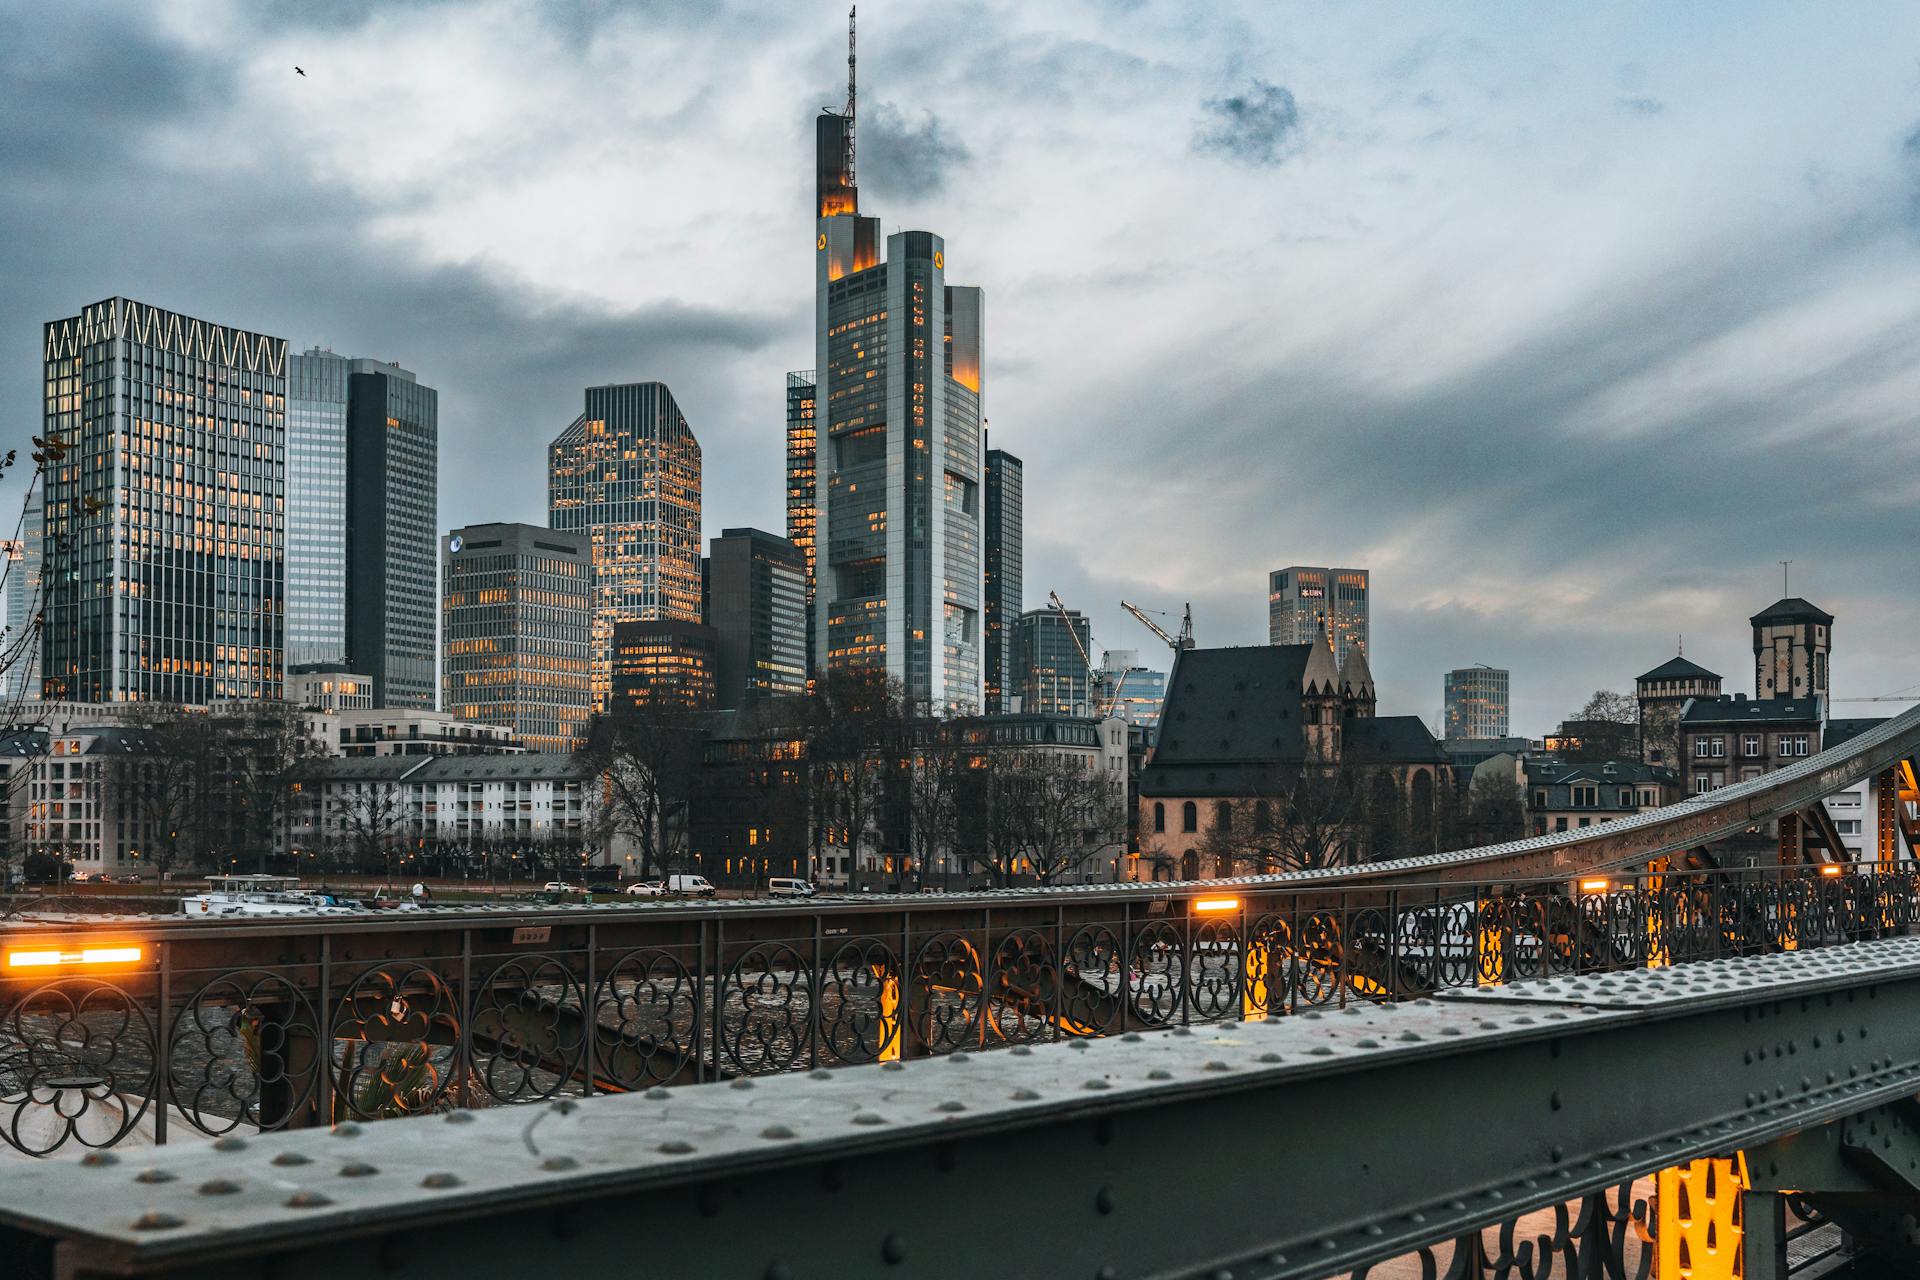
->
68;871;93;883
542;881;582;893
624;881;666;897
767;877;815;898
119;872;142;883
666;874;716;898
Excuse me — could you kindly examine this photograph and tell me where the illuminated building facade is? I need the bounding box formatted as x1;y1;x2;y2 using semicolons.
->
442;522;593;754
1444;666;1510;740
1015;607;1091;717
785;371;817;671
1096;650;1166;739
814;85;985;714
1268;566;1370;667
983;446;1022;715
549;382;702;710
708;527;807;708
287;349;439;708
611;619;717;711
42;297;287;703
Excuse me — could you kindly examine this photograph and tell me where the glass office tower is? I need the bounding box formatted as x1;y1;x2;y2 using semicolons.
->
785;371;817;675
983;446;1023;714
1444;666;1511;740
287;349;438;708
1269;566;1370;666
707;527;807;708
1014;607;1092;717
443;522;593;752
549;382;702;710
2;488;44;703
814;98;985;714
42;297;287;703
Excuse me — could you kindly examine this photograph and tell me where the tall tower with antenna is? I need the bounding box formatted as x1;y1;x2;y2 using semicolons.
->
811;11;987;717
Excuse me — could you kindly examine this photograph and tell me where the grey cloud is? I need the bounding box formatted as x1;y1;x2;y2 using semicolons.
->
1194;79;1300;167
855;102;972;200
1616;96;1665;116
1902;122;1920;224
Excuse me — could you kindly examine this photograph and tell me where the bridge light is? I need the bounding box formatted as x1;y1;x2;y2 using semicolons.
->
1578;878;1610;895
1192;897;1241;915
1819;864;1845;878
5;944;144;970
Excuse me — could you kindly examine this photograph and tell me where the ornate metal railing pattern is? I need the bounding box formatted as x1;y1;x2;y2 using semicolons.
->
0;865;1913;1157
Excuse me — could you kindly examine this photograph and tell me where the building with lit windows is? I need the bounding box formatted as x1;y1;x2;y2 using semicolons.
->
1443;666;1509;740
42;297;287;703
707;528;806;709
785;371;817;670
286;349;438;708
1268;566;1369;667
1014;607;1091;717
549;382;702;710
442;522;593;754
813;60;985;714
983;446;1022;715
611;619;717;711
1096;651;1166;739
287;665;374;713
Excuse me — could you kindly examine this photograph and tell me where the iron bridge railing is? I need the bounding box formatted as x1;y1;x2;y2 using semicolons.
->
0;862;1913;1158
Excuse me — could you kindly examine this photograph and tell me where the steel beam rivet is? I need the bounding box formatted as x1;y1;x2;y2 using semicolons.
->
422;1172;462;1189
1257;1052;1283;1064
339;1162;379;1178
1354;1038;1381;1048
212;1136;247;1152
731;1078;756;1090
544;1155;583;1169
1211;1270;1234;1280
331;1123;362;1138
882;1061;904;1072
1550;1145;1565;1162
1010;1046;1032;1057
1203;1060;1231;1072
1407;1211;1426;1224
1069;1041;1090;1051
197;1179;243;1196
1309;1046;1335;1056
80;1151;119;1167
881;1233;906;1265
1097;1267;1118;1280
134;1168;177;1185
949;1053;973;1063
1320;1239;1338;1251
937;1100;965;1113
645;1088;671;1100
1121;1033;1143;1043
809;1069;832;1081
765;1264;793;1280
1084;1079;1111;1091
1172;1028;1193;1037
853;1113;886;1125
1266;1254;1287;1267
1096;1186;1116;1215
1147;1070;1172;1081
133;1211;185;1231
762;1125;797;1140
444;1111;475;1124
286;1191;333;1209
1012;1089;1041;1101
272;1152;312;1167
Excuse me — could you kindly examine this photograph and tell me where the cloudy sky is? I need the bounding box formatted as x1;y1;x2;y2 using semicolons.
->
5;0;1919;733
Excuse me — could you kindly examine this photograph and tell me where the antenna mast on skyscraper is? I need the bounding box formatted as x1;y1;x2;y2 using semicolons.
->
845;7;857;188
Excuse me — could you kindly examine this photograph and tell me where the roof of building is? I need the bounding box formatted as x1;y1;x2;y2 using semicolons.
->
1679;696;1823;726
1338;643;1375;700
1749;597;1834;627
414;753;588;783
1152;646;1310;767
296;756;434;783
1301;627;1339;696
1525;758;1677;786
1637;655;1721;683
1342;715;1447;766
1824;717;1889;748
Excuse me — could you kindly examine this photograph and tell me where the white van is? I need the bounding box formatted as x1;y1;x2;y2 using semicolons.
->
767;877;815;898
667;874;716;898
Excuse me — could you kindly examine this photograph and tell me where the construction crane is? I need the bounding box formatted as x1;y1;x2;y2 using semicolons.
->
1045;591;1126;717
1121;600;1195;654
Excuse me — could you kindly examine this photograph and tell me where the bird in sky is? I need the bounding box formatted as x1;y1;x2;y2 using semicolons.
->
294;66;306;77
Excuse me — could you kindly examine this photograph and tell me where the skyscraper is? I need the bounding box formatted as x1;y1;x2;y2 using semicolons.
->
549;382;702;710
2;488;43;703
785;371;817;672
1015;607;1092;717
707;527;807;708
611;620;717;711
287;349;439;708
983;446;1023;715
442;522;593;753
42;298;287;703
813;44;985;714
1269;566;1370;666
1443;666;1510;740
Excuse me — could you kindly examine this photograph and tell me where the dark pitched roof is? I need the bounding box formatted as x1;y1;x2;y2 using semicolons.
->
1525;758;1676;786
1151;646;1309;766
1341;715;1447;766
1679;696;1822;726
1749;597;1833;627
414;753;587;783
1637;655;1720;683
1824;717;1888;748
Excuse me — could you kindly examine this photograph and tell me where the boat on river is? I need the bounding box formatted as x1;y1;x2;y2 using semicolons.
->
180;874;371;917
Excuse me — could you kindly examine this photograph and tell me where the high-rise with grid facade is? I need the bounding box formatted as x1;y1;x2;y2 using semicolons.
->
42;298;287;703
549;382;702;710
983;446;1022;715
785;371;817;674
813;89;985;714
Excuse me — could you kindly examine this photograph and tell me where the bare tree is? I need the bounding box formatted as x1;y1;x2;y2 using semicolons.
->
973;750;1126;886
906;721;965;882
111;706;215;878
332;782;408;880
1555;691;1640;762
577;699;708;881
1197;761;1369;874
804;668;907;882
1452;770;1528;848
218;704;320;873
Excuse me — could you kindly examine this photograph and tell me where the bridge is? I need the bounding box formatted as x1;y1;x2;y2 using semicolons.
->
0;705;1917;1274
